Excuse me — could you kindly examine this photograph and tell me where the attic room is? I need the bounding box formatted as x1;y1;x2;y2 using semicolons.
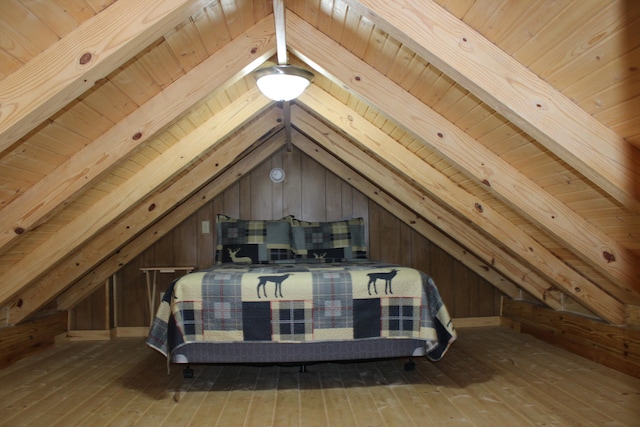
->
1;0;639;425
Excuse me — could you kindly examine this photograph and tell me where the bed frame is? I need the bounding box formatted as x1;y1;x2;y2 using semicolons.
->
170;338;428;376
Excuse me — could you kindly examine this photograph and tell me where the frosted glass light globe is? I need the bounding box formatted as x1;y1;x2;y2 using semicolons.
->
255;65;313;101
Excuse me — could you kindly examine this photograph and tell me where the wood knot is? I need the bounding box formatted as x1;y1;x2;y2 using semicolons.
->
14;227;25;235
79;52;92;65
148;203;156;212
482;179;490;187
250;47;257;54
474;202;483;213
602;251;616;263
132;132;143;141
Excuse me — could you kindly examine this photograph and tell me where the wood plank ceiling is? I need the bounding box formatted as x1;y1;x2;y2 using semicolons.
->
0;0;639;326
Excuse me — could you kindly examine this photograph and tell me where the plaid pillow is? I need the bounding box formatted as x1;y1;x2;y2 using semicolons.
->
215;214;293;264
290;217;367;261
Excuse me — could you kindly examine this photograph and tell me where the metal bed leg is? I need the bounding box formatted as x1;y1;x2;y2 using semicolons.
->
404;357;415;371
183;365;194;378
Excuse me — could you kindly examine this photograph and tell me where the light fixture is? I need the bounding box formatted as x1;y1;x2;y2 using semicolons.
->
270;167;285;183
255;65;313;101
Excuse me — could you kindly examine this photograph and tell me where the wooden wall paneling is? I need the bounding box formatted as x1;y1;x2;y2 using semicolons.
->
239;172;252;219
250;157;274;219
270;149;285;218
69;282;108;330
69;297;88;331
301;153;327;221
0;311;67;369
352;189;369;239
399;219;413;267
196;202;215;269
378;208;403;264
325;169;343;220
223;181;241;219
155;230;174;266
173;213;198;267
109;273;117;330
429;244;455;313
502;299;640;378
282;146;303;219
410;226;431;274
210;194;225;266
476;276;500;317
340;178;354;217
454;262;477;318
123;253;147;328
367;201;382;261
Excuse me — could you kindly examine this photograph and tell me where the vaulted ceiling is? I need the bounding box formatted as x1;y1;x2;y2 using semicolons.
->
0;0;639;326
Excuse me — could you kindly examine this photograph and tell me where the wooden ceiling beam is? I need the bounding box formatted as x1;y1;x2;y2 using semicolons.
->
0;0;207;154
291;122;524;301
0;87;272;310
0;15;277;255
4;107;284;325
296;86;626;324
55;130;286;315
292;106;560;310
343;0;640;213
286;13;640;302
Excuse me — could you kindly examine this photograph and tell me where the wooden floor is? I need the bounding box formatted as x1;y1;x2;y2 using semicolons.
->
1;327;638;427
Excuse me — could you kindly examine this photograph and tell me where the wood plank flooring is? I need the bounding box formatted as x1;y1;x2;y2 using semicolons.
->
0;327;638;426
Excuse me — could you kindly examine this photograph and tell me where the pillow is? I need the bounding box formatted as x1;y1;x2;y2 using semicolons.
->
290;217;367;261
215;214;293;264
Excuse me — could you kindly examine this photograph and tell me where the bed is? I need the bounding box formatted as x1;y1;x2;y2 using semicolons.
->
146;215;456;376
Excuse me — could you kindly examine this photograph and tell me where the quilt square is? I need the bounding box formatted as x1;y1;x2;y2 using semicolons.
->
202;271;242;332
382;297;420;337
353;298;381;339
313;271;353;330
173;301;202;340
242;301;272;341
272;300;312;342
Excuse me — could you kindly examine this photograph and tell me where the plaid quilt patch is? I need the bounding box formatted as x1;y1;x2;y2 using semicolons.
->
271;300;313;341
201;271;242;333
312;270;353;330
382;297;420;338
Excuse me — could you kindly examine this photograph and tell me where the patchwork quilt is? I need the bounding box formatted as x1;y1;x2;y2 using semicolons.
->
146;261;456;362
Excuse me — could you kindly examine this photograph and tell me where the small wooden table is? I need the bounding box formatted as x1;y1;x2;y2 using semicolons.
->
141;266;194;326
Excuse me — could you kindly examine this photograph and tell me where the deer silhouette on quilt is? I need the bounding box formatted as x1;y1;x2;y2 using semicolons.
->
228;248;252;264
256;274;291;298
367;269;398;295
